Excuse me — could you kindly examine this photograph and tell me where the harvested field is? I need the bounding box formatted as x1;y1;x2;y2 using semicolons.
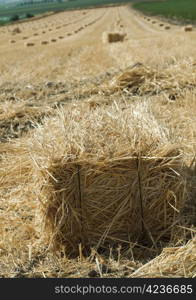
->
0;5;195;279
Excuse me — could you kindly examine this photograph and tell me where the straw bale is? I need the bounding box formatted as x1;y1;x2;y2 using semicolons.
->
102;32;127;43
184;25;193;32
26;42;35;47
130;238;196;277
41;41;49;45
10;40;16;44
165;26;171;30
30;102;187;256
12;27;21;34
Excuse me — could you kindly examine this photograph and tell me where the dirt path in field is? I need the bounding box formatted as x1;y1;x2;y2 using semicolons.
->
0;5;195;86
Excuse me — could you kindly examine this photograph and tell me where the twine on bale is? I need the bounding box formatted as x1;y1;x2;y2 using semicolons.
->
75;164;85;247
136;154;144;235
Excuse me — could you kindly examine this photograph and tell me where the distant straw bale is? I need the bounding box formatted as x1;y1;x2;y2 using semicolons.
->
30;102;187;255
184;25;193;32
10;40;16;44
159;23;164;27
102;31;127;43
12;27;21;34
51;38;57;42
25;42;35;47
130;238;196;278
41;41;49;45
165;26;171;30
58;36;64;39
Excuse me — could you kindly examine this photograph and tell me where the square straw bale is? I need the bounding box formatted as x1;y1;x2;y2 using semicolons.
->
30;102;187;256
102;32;126;43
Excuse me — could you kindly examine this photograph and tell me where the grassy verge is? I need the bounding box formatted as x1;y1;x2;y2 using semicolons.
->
133;0;196;23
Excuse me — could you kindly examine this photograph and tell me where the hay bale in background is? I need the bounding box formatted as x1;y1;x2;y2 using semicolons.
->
41;41;49;45
25;42;35;47
10;40;16;44
102;32;127;43
31;102;187;256
184;25;193;32
130;238;196;277
165;26;171;30
12;27;21;34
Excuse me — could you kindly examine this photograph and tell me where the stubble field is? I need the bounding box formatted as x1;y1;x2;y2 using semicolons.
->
0;5;195;278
